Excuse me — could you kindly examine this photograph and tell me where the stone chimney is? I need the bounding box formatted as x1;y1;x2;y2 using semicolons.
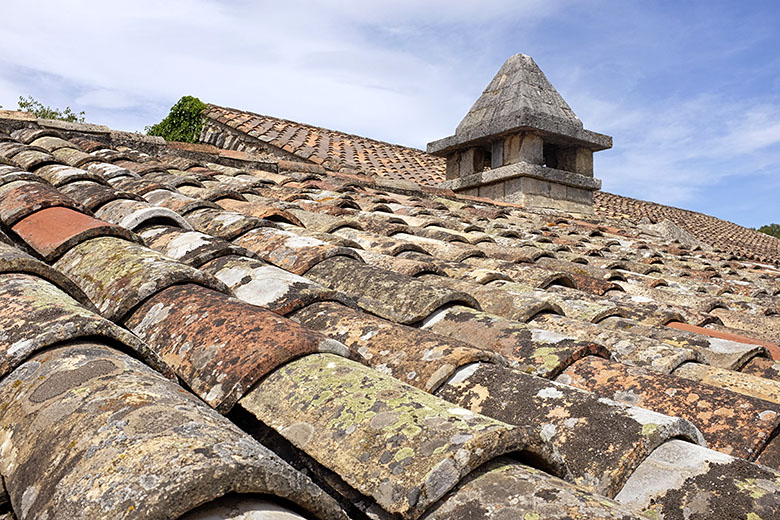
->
427;53;612;213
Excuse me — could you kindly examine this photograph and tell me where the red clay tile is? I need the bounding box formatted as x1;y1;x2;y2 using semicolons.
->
124;283;350;413
12;206;137;261
0;181;85;226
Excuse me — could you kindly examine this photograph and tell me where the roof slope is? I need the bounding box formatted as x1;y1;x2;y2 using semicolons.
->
202;104;445;186
2;111;780;519
199;106;780;265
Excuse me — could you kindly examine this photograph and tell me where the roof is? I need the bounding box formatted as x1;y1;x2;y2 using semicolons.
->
201;106;780;266
427;53;612;155
203;104;445;186
1;110;780;519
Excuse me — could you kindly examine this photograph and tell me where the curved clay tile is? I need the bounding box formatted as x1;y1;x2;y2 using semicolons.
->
0;240;93;309
305;256;479;324
0;342;347;520
185;207;270;240
108;175;171;196
201;255;350;315
95;198;194;231
0;180;87;227
293;301;499;392
421;458;642;520
607;318;768;370
10;148;56;170
216;197;303;226
50;147;97;168
0;272;167;379
332;227;429;256
138;226;253;268
238;353;545;520
35;164;103;186
54;236;226;321
358;250;446;277
86;161;139;180
557;356;780;461
615;439;780;519
124;283;350;413
59;179;144;211
532;314;704;374
435;363;703;498
234;226;363;275
673;362;780;404
12;206;139;261
143;188;217;215
421;305;607;378
10;127;63;144
28;135;74;152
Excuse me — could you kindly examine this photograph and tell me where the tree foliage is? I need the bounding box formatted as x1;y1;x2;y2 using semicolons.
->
757;223;780;239
146;96;207;143
17;96;85;123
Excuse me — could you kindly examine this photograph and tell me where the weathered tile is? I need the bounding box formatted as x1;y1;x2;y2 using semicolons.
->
557;356;780;460
28;135;74;152
532;314;704;374
124;283;350;412
0;343;346;520
0;272;166;379
234;226;362;275
293;301;498;391
0;180;85;226
673;361;780;404
143;188;216;215
51;146;97;167
59;179;144;210
435;362;703;497
615;439;780;519
10;148;55;170
422;458;643;519
94;198;193;231
54;236;226;321
421;305;609;378
86;161;139;180
201;254;351;315
10;127;62;144
35;164;103;186
13;206;138;261
239;353;546;519
185;207;270;240
138;225;252;267
0;240;93;308
306;256;479;324
603;317;768;370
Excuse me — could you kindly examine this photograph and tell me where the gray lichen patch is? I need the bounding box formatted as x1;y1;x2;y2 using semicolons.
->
421;457;641;520
0;342;346;520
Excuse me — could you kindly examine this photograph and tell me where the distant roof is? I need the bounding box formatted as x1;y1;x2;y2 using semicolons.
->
203;104;445;186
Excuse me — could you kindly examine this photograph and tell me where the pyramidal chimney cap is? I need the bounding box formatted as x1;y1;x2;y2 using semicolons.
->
427;53;612;214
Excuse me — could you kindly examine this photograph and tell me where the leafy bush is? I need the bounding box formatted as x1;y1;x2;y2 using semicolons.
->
757;223;780;239
17;96;85;122
146;96;207;143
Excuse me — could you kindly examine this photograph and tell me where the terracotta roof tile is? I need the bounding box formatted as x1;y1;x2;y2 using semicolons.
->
2;113;780;518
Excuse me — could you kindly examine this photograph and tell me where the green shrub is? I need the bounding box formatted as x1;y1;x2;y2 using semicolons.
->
146;96;207;143
17;96;85;122
757;223;780;239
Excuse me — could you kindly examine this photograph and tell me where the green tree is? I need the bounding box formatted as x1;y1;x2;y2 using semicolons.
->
146;96;207;143
17;95;85;122
757;223;780;239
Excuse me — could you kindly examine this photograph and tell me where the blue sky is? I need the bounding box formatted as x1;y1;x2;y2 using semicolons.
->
1;1;779;228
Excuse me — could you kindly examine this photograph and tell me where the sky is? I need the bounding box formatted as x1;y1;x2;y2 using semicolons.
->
1;1;779;228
